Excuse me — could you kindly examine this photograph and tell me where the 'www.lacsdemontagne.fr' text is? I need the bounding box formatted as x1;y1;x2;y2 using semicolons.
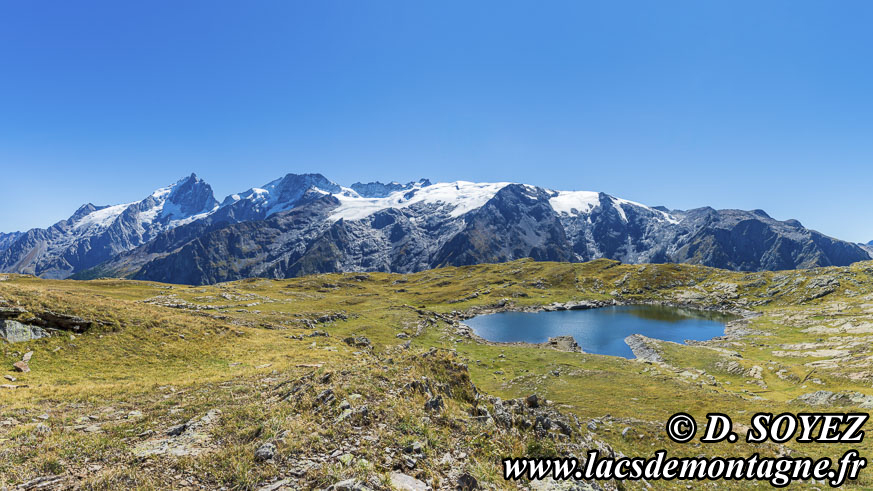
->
503;449;866;487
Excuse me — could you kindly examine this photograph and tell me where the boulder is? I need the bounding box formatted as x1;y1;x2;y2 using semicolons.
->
343;336;372;349
545;336;582;353
1;320;48;343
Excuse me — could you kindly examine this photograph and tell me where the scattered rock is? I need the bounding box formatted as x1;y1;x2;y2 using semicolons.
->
343;336;372;349
166;423;188;436
457;472;479;490
254;442;277;462
424;395;443;412
327;479;373;491
526;394;539;408
390;472;430;491
12;361;29;373
794;391;873;408
315;388;336;406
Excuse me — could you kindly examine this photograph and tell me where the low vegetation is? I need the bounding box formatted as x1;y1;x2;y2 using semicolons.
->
2;259;873;489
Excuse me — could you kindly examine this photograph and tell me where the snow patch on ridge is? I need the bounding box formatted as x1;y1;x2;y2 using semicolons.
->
72;202;135;230
549;191;600;216
549;191;679;224
329;181;511;222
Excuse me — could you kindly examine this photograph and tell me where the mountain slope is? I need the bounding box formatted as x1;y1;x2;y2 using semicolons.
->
0;232;21;254
0;174;218;279
12;173;871;283
83;175;869;284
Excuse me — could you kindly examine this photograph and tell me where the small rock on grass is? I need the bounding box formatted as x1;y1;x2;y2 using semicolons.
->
12;361;29;373
526;394;539;408
389;472;430;491
457;472;479;490
255;442;276;462
327;479;372;491
166;423;188;436
424;395;443;412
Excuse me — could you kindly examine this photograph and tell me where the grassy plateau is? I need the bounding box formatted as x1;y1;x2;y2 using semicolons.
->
2;258;873;489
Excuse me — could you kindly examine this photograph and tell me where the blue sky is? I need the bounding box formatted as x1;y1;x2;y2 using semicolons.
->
1;1;872;242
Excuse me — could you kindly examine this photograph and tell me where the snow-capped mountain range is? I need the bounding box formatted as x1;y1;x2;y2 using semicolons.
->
1;173;869;284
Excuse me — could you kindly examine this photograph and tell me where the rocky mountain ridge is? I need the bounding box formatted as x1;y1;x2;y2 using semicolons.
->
0;174;218;279
2;173;870;283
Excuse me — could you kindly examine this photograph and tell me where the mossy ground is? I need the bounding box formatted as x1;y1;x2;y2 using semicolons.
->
2;259;873;489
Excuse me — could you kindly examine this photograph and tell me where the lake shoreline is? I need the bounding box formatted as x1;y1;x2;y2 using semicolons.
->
454;298;760;359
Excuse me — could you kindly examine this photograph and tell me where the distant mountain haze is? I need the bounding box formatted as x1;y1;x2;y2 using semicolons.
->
0;174;869;284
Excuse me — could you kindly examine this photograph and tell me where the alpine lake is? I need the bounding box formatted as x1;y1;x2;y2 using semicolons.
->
463;304;736;358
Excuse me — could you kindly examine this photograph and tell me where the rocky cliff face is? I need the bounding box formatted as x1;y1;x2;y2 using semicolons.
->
0;232;21;253
7;173;870;283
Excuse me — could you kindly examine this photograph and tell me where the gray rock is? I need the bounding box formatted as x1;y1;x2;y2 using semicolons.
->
1;320;48;343
315;388;336;406
545;336;583;353
328;478;373;491
424;395;443;412
390;472;429;491
254;442;277;462
343;336;372;348
795;391;873;408
624;334;664;362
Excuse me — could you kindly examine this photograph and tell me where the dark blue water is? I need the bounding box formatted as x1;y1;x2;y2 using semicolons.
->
464;305;731;358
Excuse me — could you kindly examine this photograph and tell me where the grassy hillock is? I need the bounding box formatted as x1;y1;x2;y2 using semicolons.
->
2;259;873;489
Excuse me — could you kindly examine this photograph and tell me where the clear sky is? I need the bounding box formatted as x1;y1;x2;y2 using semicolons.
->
1;1;872;242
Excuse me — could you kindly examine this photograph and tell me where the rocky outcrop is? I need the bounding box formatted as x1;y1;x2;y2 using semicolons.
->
624;334;664;362
794;391;873;408
545;336;583;353
1;320;48;343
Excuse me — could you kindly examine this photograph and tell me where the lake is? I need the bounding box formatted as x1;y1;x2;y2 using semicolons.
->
463;305;733;358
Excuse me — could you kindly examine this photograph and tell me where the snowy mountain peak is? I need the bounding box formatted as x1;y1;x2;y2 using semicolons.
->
71;175;218;232
221;173;342;217
163;173;219;217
